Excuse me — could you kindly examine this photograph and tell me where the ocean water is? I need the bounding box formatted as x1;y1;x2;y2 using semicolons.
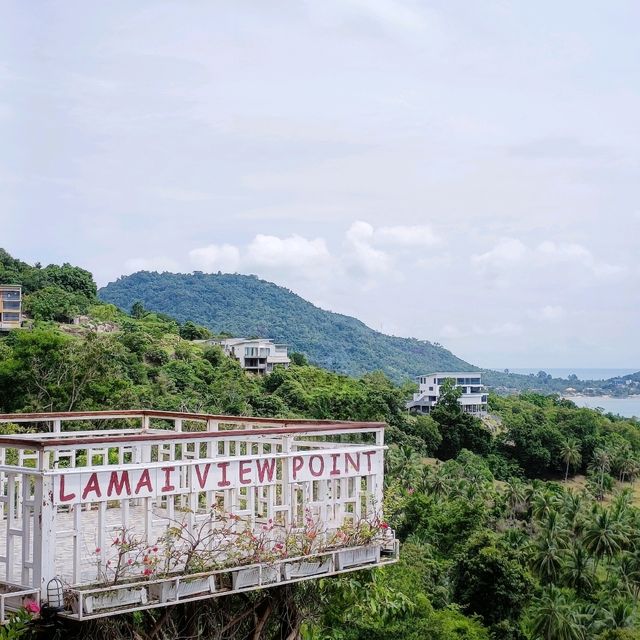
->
569;395;640;420
507;368;639;381
498;368;640;418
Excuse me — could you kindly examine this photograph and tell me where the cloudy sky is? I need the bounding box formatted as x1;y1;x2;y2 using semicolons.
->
1;1;638;368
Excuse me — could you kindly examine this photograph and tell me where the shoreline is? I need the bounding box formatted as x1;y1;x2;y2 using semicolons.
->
562;393;640;400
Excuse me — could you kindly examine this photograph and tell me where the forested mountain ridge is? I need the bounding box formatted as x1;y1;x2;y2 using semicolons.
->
99;271;474;382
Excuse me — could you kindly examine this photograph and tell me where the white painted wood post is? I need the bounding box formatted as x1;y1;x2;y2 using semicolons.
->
33;465;56;599
375;428;385;514
141;415;152;538
281;435;293;527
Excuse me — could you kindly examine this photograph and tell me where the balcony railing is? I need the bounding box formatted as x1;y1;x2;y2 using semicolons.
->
0;410;397;620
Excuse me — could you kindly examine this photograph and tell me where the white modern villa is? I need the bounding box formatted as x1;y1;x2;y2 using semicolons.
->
0;285;22;331
211;337;291;374
406;371;488;416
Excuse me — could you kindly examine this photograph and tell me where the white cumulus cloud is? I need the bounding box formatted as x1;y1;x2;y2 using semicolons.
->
189;244;241;272
374;223;441;247
345;221;394;277
123;256;182;274
472;237;625;283
245;234;334;275
472;237;528;268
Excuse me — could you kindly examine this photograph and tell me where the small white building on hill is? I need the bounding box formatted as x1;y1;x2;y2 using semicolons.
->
211;337;291;374
407;371;488;416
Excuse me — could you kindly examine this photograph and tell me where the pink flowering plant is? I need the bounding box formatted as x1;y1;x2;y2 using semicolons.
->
92;526;160;585
89;508;388;587
156;508;240;575
282;507;325;557
327;513;389;549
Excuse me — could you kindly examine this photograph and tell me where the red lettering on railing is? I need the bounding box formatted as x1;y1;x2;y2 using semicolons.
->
256;458;276;483
309;455;325;477
58;475;76;503
345;452;360;473
292;456;304;480
160;467;175;492
363;451;376;472
194;464;210;489
107;471;131;497
330;453;340;476
135;469;152;494
239;460;252;485
217;462;231;487
81;473;102;500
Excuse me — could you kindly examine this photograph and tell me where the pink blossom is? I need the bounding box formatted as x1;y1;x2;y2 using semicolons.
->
24;600;40;614
95;547;101;554
127;559;133;565
143;568;153;576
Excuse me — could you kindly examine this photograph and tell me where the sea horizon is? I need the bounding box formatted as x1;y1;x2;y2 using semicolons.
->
497;367;639;381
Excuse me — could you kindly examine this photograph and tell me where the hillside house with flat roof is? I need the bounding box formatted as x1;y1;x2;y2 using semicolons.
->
0;285;21;331
407;371;488;416
211;338;290;374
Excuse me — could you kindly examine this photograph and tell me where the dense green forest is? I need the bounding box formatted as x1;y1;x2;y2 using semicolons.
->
98;270;475;382
4;249;640;639
98;270;639;394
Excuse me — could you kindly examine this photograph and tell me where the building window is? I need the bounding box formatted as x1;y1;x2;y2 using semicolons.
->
2;312;20;322
2;301;20;310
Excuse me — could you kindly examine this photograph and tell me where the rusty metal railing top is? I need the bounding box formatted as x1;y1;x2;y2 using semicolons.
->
0;409;386;448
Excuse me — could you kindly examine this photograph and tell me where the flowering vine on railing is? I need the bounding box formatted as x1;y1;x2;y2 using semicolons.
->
86;506;390;589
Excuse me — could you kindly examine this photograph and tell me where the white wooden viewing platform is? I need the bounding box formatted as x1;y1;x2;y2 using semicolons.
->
0;410;398;621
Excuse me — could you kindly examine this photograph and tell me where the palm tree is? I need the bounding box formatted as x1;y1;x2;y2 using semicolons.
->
503;527;528;550
617;455;639;483
387;445;421;488
562;545;595;596
600;598;636;629
543;510;570;546
588;448;611;501
563;492;585;536
527;585;585;640
531;535;566;584
618;552;640;600
532;490;562;521
504;479;526;520
423;467;450;499
561;440;582;481
611;488;634;521
582;508;628;570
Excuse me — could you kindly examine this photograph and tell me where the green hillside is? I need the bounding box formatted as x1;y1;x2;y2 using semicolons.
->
99;271;474;382
5;249;640;638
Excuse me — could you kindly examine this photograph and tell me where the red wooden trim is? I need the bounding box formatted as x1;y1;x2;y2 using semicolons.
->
0;410;145;421
0;423;383;448
0;410;386;448
0;409;385;428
